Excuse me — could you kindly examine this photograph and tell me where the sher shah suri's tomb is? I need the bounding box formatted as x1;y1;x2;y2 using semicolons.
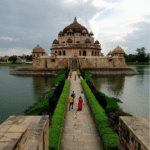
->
11;17;138;75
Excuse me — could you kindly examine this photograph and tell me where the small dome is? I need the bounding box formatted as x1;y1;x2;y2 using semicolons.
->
82;30;87;33
33;45;45;53
108;51;112;55
53;39;59;44
85;39;91;43
95;40;99;44
59;31;63;35
89;31;94;36
112;46;124;54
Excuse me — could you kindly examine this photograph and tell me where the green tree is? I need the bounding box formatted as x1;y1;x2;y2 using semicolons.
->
136;47;147;63
8;55;17;63
26;55;32;61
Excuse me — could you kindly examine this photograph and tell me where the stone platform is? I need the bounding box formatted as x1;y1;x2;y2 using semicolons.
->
0;116;49;150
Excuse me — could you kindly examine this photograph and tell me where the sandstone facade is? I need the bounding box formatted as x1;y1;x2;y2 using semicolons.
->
32;17;126;70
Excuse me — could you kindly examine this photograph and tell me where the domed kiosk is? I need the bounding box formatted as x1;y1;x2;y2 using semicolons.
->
32;17;126;70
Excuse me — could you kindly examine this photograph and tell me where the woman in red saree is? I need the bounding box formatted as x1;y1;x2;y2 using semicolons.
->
78;96;83;111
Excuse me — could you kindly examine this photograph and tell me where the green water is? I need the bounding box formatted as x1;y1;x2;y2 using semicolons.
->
0;66;149;124
0;66;55;124
92;66;149;117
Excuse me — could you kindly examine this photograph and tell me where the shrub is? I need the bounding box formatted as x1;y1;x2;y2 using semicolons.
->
69;70;72;74
49;79;70;150
77;70;81;76
53;68;69;85
81;79;119;150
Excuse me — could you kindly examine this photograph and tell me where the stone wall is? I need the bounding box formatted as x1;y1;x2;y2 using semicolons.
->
32;56;126;69
119;116;149;150
0;116;49;150
79;57;126;69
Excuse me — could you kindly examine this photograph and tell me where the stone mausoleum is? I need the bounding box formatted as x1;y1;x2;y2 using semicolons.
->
32;17;126;70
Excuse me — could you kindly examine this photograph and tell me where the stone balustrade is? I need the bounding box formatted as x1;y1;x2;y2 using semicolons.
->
0;116;49;150
119;116;149;150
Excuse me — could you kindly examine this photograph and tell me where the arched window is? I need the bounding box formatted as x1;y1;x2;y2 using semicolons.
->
95;51;96;56
85;39;91;43
37;54;39;57
67;39;73;43
92;51;94;56
63;51;66;56
55;51;57;56
83;51;86;56
34;54;35;57
59;51;61;55
79;51;81;56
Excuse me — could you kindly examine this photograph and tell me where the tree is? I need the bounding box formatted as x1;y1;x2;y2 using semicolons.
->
26;55;32;61
8;55;17;63
136;47;147;63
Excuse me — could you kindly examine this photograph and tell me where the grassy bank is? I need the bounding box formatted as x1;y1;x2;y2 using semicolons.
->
24;68;69;116
24;90;55;115
0;63;32;66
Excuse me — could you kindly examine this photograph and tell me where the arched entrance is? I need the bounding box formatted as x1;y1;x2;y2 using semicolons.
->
72;58;78;71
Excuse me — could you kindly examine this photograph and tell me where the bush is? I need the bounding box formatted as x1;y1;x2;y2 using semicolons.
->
77;70;81;76
49;79;70;150
81;79;119;150
24;90;55;115
69;70;72;74
53;68;69;85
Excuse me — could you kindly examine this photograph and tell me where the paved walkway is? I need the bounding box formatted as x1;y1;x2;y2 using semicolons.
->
60;71;104;150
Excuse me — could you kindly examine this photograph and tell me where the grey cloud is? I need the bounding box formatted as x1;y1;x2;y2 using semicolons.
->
0;0;104;55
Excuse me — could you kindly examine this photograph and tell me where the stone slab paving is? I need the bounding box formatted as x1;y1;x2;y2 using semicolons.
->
60;71;104;150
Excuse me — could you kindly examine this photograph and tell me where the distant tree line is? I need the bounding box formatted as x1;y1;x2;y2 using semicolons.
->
124;47;149;63
8;55;32;63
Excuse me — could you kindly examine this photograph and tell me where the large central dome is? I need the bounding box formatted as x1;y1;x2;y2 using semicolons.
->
62;17;89;35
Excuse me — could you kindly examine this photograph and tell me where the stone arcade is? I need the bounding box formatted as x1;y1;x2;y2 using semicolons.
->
32;17;126;70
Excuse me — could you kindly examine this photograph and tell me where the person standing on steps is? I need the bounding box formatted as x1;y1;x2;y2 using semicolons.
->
69;95;74;111
81;91;84;104
77;96;83;111
71;91;76;104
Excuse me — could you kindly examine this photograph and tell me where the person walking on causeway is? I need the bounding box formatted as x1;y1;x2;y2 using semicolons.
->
77;96;83;111
81;91;84;104
69;95;74;111
74;74;76;81
71;91;76;104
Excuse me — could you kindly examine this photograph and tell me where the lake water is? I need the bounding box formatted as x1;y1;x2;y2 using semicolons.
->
0;65;149;124
92;66;149;117
0;66;55;124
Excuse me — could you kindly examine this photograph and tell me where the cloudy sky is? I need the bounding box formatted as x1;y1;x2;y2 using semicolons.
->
0;0;149;56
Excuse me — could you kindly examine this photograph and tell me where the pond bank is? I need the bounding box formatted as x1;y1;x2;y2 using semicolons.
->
10;67;138;75
10;67;61;76
82;67;138;75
